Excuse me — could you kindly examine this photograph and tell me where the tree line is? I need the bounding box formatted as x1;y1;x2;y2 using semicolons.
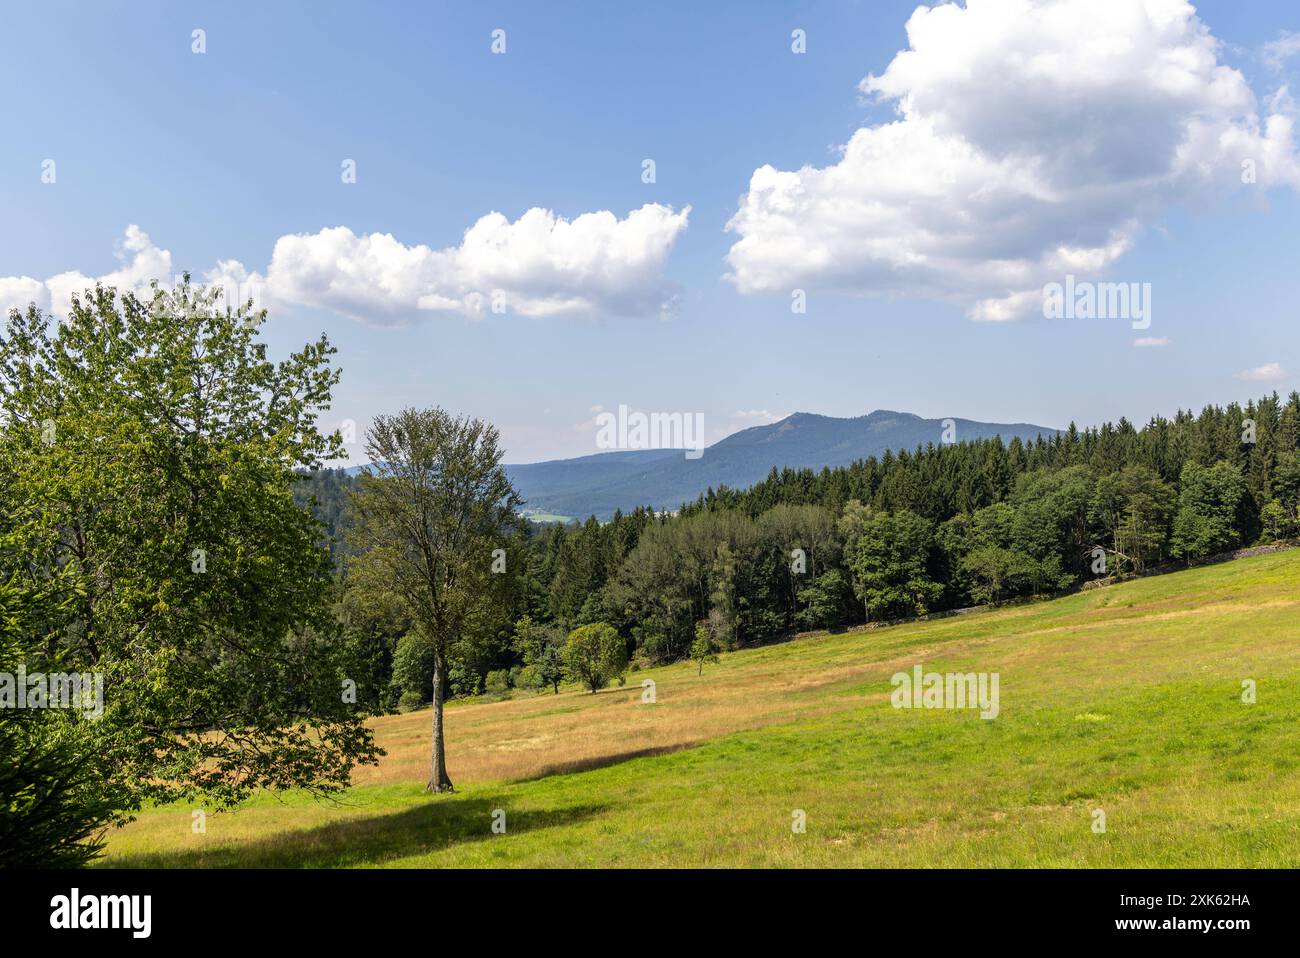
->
302;391;1300;706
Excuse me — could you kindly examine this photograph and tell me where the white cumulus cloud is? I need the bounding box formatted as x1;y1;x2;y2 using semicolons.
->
2;205;690;325
725;0;1300;321
0;225;176;318
0;276;49;316
265;204;690;324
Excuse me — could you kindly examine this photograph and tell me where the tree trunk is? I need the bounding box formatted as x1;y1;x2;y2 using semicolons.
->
427;656;454;793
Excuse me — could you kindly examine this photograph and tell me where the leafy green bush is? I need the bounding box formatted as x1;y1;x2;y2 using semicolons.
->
398;689;425;711
1259;499;1297;541
563;623;628;692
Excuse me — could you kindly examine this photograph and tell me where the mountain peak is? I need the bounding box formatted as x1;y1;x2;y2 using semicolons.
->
507;409;1059;520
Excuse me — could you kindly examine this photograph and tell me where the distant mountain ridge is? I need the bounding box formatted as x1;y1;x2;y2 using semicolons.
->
505;410;1057;521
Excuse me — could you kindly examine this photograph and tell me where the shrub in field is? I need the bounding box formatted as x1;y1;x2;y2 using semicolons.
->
563;623;628;692
398;690;425;711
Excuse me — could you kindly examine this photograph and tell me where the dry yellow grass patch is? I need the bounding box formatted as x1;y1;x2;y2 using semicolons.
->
356;662;848;786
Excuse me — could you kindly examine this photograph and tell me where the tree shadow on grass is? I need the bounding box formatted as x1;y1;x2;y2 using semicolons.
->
105;795;608;869
513;743;696;783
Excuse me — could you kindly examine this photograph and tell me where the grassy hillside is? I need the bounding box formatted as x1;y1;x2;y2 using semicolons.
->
101;549;1300;868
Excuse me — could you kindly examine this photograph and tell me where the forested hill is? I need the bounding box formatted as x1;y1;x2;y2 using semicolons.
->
295;392;1300;695
504;409;1057;520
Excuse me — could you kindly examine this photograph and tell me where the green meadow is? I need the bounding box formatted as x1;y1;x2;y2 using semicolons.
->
102;549;1300;868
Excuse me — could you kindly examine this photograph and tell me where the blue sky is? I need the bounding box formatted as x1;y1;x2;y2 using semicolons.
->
2;0;1299;463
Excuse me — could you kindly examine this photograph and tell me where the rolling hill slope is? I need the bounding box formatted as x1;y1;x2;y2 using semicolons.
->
103;547;1300;868
507;409;1057;520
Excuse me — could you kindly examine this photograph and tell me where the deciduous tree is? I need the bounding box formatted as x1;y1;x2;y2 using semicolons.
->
348;407;520;792
0;281;380;842
562;622;628;692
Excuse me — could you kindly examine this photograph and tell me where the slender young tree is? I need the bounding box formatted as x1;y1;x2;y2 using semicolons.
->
690;624;719;676
348;408;520;792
